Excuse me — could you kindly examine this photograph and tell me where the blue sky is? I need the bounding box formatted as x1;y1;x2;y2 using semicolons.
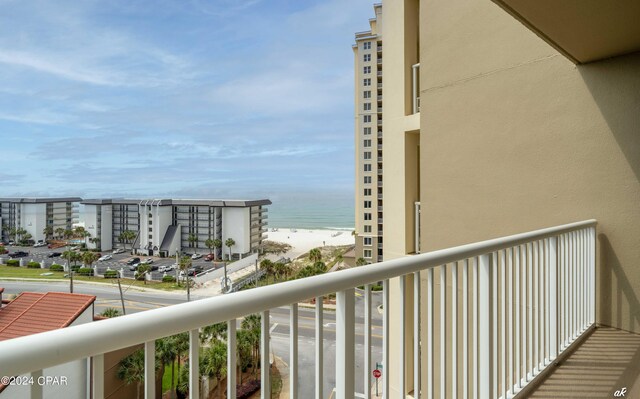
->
0;0;375;202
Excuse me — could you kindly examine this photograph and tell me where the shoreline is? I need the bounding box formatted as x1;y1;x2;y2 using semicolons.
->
265;227;355;260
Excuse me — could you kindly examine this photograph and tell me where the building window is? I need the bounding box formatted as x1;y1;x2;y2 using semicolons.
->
364;164;372;172
363;42;371;50
363;78;371;86
364;225;372;233
364;213;372;220
364;152;371;160
364;90;371;99
363;66;371;74
364;103;371;111
148;235;152;239
364;237;372;246
364;127;371;135
364;188;372;196
363;115;371;123
364;201;372;208
364;176;372;184
148;227;152;232
364;249;372;258
364;139;371;148
363;54;371;62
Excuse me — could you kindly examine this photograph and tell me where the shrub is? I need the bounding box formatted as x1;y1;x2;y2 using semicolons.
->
162;275;176;283
6;259;19;267
49;264;64;272
104;270;119;279
237;380;261;399
27;261;41;269
77;267;93;276
0;246;6;254
70;265;81;272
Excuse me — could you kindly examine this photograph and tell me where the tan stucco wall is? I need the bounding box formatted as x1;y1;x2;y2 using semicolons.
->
419;0;640;339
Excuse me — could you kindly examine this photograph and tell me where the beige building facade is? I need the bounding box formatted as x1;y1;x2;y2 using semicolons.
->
381;0;640;396
353;4;384;264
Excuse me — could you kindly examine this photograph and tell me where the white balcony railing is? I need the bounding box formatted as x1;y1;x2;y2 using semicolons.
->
412;63;420;114
0;220;596;399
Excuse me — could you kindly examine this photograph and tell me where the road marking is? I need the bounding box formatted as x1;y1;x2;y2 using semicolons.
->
269;323;278;334
271;324;383;339
323;322;335;328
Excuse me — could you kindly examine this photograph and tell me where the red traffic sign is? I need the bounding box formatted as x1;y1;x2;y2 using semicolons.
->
373;369;382;379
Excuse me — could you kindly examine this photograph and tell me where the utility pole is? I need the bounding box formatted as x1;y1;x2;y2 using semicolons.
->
117;276;126;315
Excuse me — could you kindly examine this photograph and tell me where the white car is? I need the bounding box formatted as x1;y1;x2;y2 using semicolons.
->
141;258;154;264
33;242;47;247
112;248;125;254
98;254;113;261
191;253;203;260
158;264;175;272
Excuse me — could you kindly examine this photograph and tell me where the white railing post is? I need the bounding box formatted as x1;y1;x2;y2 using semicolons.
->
590;227;596;325
364;287;371;399
440;266;446;399
261;310;271;399
336;289;355;399
477;254;490;399
290;303;298;398
383;279;390;399
144;341;155;399
549;237;557;360
228;320;237;399
92;354;105;399
316;296;324;399
400;275;407;398
31;369;43;399
426;270;434;399
414;272;421;399
189;329;199;399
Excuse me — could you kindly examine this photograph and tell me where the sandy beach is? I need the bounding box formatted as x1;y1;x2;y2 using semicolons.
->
266;228;354;260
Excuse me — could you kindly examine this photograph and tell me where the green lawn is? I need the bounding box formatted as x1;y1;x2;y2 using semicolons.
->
0;265;186;291
162;361;179;395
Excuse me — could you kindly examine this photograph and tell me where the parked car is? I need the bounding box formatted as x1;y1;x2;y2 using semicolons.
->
186;265;204;276
8;241;15;246
98;254;113;262
9;251;29;258
112;248;126;254
48;252;62;258
126;257;141;266
191;253;203;260
33;241;47;248
129;263;140;271
158;264;175;272
204;253;215;261
141;258;154;264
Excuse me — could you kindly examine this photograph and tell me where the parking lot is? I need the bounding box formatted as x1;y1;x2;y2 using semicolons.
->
0;245;223;281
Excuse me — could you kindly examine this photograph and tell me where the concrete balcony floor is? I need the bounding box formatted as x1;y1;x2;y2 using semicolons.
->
525;327;640;398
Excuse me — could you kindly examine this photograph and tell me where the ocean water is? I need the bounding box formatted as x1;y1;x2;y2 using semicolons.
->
266;193;354;230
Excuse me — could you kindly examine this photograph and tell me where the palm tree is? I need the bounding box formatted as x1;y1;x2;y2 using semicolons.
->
241;314;261;371
42;226;53;241
82;251;100;268
170;333;189;398
63;250;81;293
204;238;215;254
308;248;322;263
100;308;121;318
117;349;145;399
54;227;65;240
236;329;253;384
213;239;222;261
356;257;368;266
15;227;27;244
202;340;227;399
187;234;198;250
260;259;274;284
225;238;235;261
200;322;227;344
156;337;178;399
89;237;101;250
118;230;136;251
136;264;151;284
21;232;32;245
178;255;192;299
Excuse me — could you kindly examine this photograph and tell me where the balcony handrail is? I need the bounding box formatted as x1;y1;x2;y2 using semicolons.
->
0;219;596;380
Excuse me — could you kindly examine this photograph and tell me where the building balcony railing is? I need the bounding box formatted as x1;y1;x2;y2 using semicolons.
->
0;220;596;399
412;63;420;114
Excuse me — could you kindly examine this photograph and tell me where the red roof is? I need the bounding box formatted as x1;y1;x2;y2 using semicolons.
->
0;292;95;341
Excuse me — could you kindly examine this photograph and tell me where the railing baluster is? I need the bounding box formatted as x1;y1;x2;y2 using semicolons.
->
401;275;407;398
426;269;434;399
477;254;490;399
451;263;457;399
544;239;550;364
472;258;478;399
414;272;421;399
500;251;506;399
189;329;199;399
336;289;355;399
590;227;596;325
228;319;237;399
527;244;532;381
507;248;513;396
316;296;324;399
92;354;104;399
533;242;539;375
290;303;298;398
144;341;155;399
462;260;469;399
440;265;446;399
514;246;521;390
31;369;43;399
491;253;498;398
549;237;557;360
261;310;271;399
383;279;390;399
